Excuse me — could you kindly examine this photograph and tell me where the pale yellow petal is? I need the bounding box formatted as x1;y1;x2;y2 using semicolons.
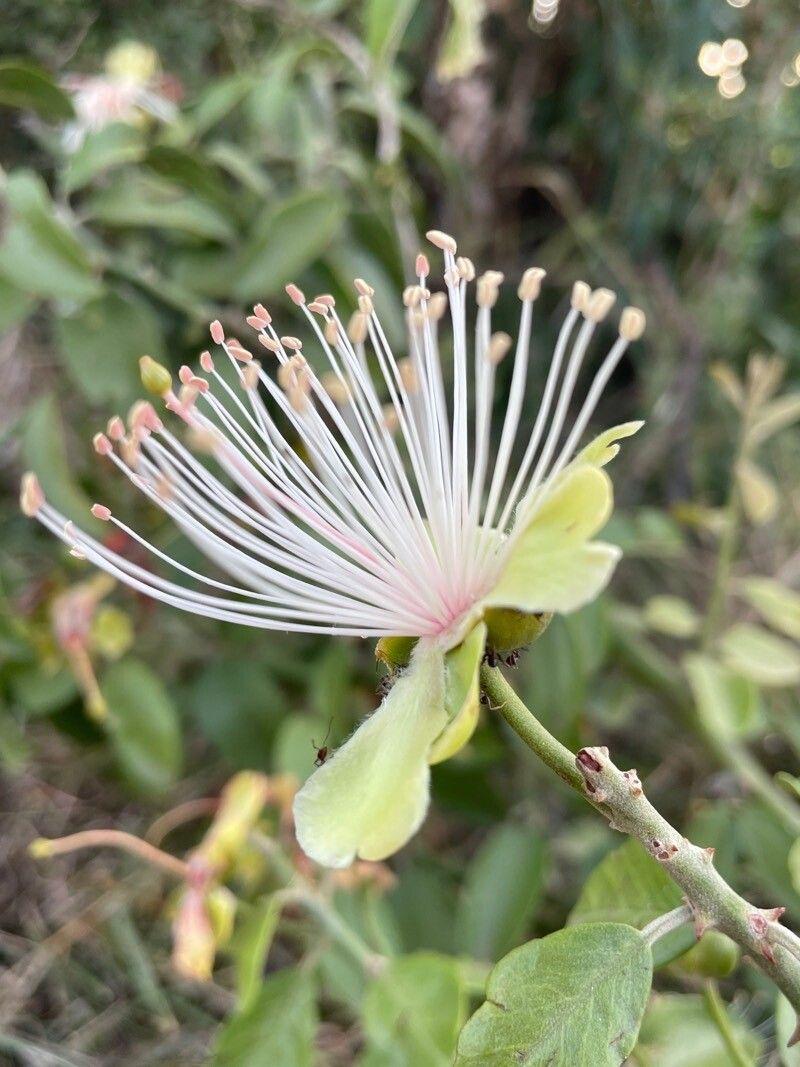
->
573;421;644;468
486;542;621;616
293;641;446;868
429;622;486;765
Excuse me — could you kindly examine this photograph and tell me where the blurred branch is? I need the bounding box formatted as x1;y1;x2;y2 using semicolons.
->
30;830;190;880
482;664;800;1032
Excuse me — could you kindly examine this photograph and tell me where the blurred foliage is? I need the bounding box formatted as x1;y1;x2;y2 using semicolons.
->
1;0;800;1063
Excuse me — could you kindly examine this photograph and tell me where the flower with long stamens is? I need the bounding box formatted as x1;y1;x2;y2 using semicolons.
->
21;229;645;868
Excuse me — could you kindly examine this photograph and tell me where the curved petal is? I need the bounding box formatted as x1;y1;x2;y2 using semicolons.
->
487;465;619;616
429;622;486;765
517;464;614;551
485;541;621;616
293;641;446;868
574;421;644;468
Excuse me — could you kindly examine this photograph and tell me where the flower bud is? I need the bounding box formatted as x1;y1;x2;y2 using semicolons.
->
484;607;552;654
195;772;270;876
139;355;172;397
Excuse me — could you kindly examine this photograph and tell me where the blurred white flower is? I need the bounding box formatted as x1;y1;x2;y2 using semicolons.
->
61;41;179;151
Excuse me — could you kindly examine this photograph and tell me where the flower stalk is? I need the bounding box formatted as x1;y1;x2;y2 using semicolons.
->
481;664;800;1033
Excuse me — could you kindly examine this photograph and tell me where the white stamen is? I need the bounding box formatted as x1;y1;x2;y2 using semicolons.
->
25;244;643;644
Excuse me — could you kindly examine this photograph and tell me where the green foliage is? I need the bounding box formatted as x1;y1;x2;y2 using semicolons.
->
212;969;317;1066
102;658;182;796
635;994;761;1066
361;953;466;1065
455;823;548;962
0;60;74;120
3;0;800;1062
569;840;692;967
456;923;653;1066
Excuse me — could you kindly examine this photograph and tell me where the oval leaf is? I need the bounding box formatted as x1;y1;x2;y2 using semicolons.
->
0;60;74;120
739;577;800;642
719;623;800;688
362;952;466;1065
102;658;182;796
455;923;653;1066
455;823;548;962
212;968;316;1067
232;190;346;302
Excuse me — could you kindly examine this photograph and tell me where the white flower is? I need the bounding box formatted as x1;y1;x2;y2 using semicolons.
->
22;229;645;867
61;42;177;151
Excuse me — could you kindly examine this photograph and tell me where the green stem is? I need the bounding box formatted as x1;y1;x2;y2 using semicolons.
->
641;905;693;947
701;413;749;650
249;832;385;976
702;980;755;1067
275;887;384;976
481;664;800;1023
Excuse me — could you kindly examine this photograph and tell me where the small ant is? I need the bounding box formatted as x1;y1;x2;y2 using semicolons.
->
312;718;334;767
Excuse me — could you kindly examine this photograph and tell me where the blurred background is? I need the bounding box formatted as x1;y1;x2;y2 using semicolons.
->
1;0;800;1063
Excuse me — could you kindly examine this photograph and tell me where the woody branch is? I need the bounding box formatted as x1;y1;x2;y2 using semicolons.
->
480;664;800;1035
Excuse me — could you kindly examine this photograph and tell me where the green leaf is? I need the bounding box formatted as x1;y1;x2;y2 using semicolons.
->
569;840;690;968
718;623;800;688
86;174;235;241
684;653;763;739
636;993;762;1065
0;60;74;120
364;0;419;64
0;275;35;332
747;393;800;449
144;144;231;207
455;923;653;1066
739;578;800;642
186;73;254;136
232;190;346;302
643;595;699;639
21;393;99;528
736;458;778;525
11;666;78;717
212;968;316;1067
362;952;466;1066
776;993;800;1066
102;658;182;797
0;170;100;304
455;823;548;961
737;801;800;918
190;659;282;770
233;895;283;1012
63;123;146;193
57;290;163;405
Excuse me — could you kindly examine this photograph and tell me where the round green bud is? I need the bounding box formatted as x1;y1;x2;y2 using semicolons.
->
139;355;172;397
675;930;740;978
484;607;552;655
